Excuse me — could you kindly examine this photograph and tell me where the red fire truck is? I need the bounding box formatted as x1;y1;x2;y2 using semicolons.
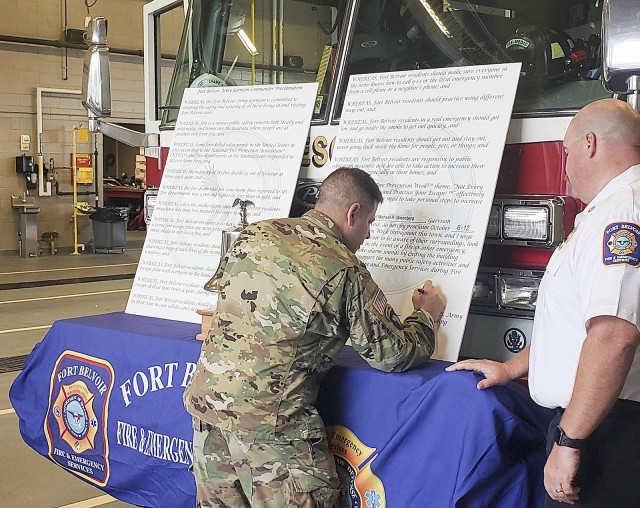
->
140;0;622;361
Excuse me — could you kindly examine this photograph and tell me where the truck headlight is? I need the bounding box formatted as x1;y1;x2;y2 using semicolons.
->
499;275;541;310
503;206;549;241
486;195;574;247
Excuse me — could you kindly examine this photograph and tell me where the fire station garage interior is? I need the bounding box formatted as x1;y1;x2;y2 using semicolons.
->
0;0;637;507
1;1;169;505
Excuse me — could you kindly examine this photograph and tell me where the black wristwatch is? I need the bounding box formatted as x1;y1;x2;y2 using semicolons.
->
555;425;585;450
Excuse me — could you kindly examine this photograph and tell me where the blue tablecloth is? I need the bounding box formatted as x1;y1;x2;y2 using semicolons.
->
10;312;553;507
318;348;553;507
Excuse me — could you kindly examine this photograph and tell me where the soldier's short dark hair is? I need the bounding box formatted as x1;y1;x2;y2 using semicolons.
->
316;167;383;211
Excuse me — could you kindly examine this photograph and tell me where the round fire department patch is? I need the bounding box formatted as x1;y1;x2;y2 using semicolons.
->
53;380;98;453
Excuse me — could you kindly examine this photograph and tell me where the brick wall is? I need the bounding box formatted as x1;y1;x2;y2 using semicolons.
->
0;0;180;254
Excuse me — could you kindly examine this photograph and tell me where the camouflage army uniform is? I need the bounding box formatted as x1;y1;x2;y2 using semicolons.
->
184;209;437;507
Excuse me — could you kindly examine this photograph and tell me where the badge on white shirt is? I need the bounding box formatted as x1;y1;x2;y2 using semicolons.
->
603;222;640;266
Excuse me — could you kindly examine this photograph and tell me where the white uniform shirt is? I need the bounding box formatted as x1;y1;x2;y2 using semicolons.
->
529;164;640;408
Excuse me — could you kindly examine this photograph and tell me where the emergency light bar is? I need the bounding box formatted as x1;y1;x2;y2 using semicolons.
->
486;195;568;247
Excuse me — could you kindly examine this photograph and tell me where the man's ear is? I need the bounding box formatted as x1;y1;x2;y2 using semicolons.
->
585;132;597;158
346;203;361;227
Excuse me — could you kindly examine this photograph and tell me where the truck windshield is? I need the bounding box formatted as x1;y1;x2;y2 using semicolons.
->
162;0;609;126
161;0;342;126
337;0;609;118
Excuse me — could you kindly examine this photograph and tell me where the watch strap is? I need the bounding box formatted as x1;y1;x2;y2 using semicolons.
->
556;425;585;450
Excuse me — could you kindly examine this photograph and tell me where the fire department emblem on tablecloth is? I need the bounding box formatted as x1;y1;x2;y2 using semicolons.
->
45;351;114;486
327;425;386;508
52;380;98;453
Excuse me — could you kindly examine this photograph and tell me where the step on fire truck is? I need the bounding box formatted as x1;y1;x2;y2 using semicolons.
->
137;0;637;361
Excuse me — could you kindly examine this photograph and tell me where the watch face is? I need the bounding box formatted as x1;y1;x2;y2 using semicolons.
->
555;426;563;445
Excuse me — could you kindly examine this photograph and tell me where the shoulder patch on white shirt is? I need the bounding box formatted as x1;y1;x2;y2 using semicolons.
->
603;222;640;266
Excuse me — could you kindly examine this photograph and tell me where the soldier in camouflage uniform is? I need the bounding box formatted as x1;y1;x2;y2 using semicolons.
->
184;167;446;507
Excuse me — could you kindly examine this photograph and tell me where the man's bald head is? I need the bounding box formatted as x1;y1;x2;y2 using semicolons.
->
563;99;640;203
569;98;640;151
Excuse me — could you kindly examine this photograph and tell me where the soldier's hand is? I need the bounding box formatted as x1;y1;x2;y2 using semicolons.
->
412;280;445;321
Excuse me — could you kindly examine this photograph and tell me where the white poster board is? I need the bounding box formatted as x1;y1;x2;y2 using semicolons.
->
331;64;521;361
127;83;318;323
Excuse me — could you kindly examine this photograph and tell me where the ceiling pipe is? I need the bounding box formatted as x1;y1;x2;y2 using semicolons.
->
0;34;178;59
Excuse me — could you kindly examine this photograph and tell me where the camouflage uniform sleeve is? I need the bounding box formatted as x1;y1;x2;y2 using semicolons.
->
345;265;437;372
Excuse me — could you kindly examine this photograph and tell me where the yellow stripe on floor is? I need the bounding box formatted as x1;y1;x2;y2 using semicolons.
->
58;494;117;508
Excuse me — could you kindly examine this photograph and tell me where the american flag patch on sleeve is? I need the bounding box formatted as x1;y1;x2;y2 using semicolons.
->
372;289;388;315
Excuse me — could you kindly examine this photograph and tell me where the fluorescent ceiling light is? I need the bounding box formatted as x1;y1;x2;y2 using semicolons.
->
420;0;452;39
238;29;258;56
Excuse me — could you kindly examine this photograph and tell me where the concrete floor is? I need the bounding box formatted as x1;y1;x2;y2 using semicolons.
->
0;232;146;508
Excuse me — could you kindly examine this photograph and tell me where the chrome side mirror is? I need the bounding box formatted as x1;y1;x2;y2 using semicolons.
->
602;0;640;109
82;17;111;127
